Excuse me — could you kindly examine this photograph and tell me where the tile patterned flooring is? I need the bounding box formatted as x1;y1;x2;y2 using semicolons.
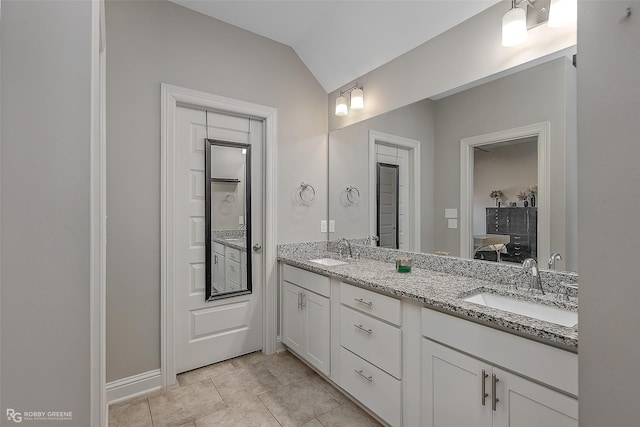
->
109;350;383;427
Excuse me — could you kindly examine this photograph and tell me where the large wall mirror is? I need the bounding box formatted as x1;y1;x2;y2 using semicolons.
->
205;139;252;300
329;53;578;273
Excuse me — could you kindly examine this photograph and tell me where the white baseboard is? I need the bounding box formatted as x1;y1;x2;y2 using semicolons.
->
106;369;162;405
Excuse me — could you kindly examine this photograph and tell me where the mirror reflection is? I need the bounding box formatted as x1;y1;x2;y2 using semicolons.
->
329;55;577;272
205;139;252;300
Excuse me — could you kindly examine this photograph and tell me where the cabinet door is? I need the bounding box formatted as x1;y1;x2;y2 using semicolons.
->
422;339;492;427
304;291;330;375
212;251;226;293
282;282;305;354
492;368;578;427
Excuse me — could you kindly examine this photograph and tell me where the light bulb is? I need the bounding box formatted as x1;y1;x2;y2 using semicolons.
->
502;6;527;47
548;0;577;28
335;95;348;116
350;87;364;110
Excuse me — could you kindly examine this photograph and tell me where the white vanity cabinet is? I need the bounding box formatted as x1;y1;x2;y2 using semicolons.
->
421;309;578;427
339;282;402;427
212;242;226;293
281;265;331;376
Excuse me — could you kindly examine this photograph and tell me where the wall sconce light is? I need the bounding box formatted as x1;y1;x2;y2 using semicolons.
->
335;84;364;116
502;0;576;47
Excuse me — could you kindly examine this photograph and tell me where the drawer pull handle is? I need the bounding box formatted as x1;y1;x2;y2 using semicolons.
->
354;369;373;382
354;298;373;307
482;369;488;406
492;374;500;411
354;324;372;334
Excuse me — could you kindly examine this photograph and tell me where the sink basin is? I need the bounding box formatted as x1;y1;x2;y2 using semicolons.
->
463;292;578;327
309;258;348;267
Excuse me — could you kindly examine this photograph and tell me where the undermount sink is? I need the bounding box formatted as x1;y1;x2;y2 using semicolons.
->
309;258;348;267
463;292;578;327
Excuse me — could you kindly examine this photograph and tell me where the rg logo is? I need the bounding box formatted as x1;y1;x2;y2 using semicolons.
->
6;409;22;423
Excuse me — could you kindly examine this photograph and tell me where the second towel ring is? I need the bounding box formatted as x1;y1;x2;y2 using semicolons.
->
346;186;360;204
299;182;316;203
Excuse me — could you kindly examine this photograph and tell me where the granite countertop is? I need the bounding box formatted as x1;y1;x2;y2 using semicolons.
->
213;237;246;251
278;251;578;352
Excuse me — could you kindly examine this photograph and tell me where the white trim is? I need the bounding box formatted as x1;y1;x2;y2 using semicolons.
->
90;0;107;425
460;122;551;263
106;370;162;405
368;130;421;251
160;84;278;387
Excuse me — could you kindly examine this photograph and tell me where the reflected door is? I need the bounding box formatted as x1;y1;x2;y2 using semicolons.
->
175;106;263;374
377;163;399;249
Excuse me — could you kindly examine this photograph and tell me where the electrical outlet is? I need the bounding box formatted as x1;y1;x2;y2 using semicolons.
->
448;219;458;229
445;208;457;219
320;220;327;233
329;220;335;232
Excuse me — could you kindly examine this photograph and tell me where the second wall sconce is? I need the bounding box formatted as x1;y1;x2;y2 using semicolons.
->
335;84;364;117
502;0;576;48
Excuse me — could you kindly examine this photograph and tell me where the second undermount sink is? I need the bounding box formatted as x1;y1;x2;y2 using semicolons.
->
309;258;348;267
463;291;578;327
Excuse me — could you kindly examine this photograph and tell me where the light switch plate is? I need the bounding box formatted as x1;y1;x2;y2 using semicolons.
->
320;220;327;233
448;219;458;229
329;220;335;232
445;208;457;219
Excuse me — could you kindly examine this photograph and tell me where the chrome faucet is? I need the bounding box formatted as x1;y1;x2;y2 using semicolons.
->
338;237;353;259
548;252;563;270
522;258;544;295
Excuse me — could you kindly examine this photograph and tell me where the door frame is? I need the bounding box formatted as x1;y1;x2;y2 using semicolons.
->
368;130;421;251
160;84;278;386
459;122;551;263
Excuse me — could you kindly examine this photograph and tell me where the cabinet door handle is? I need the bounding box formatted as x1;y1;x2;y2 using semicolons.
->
481;369;489;406
297;292;301;310
492;374;500;411
354;369;373;382
300;292;306;309
354;324;372;334
354;297;373;307
214;254;218;265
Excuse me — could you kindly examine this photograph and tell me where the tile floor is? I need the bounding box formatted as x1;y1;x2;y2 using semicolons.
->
109;350;383;427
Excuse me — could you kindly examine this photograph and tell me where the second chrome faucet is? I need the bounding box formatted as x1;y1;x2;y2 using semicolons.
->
522;258;545;295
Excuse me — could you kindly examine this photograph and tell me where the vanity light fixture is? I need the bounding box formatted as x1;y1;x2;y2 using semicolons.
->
334;84;364;116
502;0;577;47
547;0;577;28
502;0;528;47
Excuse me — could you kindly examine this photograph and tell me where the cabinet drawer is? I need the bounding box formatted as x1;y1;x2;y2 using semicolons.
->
213;241;225;255
341;282;401;326
282;264;330;297
340;347;401;427
226;246;241;263
340;306;401;378
226;259;241;285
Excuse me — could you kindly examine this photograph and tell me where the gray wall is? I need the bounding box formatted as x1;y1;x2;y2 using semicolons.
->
433;58;575;271
0;1;91;425
578;1;640;425
106;0;328;382
328;100;435;252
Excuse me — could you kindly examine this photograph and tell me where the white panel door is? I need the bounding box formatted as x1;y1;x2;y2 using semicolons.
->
175;106;263;373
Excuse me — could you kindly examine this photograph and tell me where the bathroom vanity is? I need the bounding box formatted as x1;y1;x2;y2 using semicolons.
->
277;243;578;427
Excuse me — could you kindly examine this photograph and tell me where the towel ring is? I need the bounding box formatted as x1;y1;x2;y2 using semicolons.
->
222;194;235;207
299;182;316;203
346;186;360;204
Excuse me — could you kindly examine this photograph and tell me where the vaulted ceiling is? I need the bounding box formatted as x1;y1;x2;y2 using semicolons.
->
170;1;500;92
